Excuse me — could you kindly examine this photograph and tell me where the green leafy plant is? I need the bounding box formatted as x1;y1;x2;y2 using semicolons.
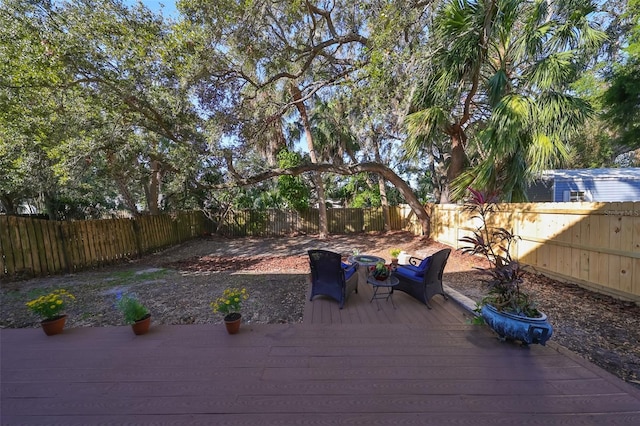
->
390;248;402;258
459;188;540;317
370;262;391;280
211;288;249;318
115;293;149;324
26;289;75;321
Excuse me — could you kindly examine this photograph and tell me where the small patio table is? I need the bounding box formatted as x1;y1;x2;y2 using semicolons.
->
347;254;386;289
367;275;399;310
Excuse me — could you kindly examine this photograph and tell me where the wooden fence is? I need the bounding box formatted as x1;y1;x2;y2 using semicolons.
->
0;211;208;280
218;206;416;237
5;202;637;304
430;202;640;303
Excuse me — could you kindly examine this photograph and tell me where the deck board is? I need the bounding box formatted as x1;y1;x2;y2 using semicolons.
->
2;281;640;425
2;321;640;425
304;275;470;325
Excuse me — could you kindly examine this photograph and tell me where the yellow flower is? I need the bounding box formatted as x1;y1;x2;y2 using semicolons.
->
26;289;75;320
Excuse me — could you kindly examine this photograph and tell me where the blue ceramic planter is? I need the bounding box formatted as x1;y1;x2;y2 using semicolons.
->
480;304;553;346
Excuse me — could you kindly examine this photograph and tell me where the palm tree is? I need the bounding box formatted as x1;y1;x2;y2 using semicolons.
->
406;0;606;202
309;98;360;166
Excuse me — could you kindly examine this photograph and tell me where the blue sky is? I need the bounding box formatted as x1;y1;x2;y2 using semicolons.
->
125;0;178;18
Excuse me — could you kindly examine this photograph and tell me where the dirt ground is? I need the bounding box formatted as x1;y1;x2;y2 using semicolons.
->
1;231;638;388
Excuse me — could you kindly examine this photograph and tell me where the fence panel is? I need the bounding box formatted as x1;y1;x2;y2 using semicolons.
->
218;207;415;237
0;212;208;281
0;216;14;275
430;202;640;303
5;204;637;302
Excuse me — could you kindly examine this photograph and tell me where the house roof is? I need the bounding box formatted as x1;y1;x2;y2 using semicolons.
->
540;167;640;181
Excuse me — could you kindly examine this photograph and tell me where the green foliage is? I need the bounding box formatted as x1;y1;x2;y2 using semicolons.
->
458;189;539;317
326;174;381;208
407;0;607;201
0;0;206;218
115;293;149;324
277;149;310;211
603;60;640;149
599;0;640;150
3;0;631;215
371;262;392;279
565;67;616;167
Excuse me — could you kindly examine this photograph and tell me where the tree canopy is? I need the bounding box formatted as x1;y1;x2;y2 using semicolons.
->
1;0;636;222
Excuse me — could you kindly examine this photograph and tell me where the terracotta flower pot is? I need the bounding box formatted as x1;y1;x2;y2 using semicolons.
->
41;315;67;336
131;314;151;335
224;313;242;334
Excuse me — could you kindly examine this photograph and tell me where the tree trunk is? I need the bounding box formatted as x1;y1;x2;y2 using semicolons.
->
146;159;161;215
442;125;467;203
0;194;17;215
106;151;140;216
43;192;57;220
373;143;391;231
291;84;328;238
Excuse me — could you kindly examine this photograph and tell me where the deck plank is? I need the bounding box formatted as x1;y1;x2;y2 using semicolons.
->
2;323;640;425
2;279;640;425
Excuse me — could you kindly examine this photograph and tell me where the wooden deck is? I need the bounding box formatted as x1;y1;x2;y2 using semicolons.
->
304;276;471;325
2;283;640;425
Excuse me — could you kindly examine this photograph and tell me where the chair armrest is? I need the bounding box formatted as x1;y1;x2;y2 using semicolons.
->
408;256;422;267
343;262;358;273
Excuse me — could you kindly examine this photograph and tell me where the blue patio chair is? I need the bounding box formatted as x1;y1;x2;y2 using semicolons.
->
308;249;358;309
393;248;451;308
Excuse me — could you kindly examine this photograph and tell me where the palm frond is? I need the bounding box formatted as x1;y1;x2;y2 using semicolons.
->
486;69;509;107
404;107;448;158
527;51;577;90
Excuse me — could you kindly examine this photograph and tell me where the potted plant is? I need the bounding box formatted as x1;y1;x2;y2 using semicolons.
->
115;293;151;335
459;188;553;346
370;261;392;280
389;248;402;265
26;289;76;336
211;287;249;334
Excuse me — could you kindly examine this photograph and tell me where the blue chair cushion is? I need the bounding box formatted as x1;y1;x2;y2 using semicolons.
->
342;262;356;280
416;256;431;276
394;266;422;281
400;256;431;277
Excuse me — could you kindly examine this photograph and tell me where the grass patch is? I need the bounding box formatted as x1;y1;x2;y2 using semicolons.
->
102;268;168;287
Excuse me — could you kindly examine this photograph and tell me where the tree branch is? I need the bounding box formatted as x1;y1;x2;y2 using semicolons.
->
203;161;431;235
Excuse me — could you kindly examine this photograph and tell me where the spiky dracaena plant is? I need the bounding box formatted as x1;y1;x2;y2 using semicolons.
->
459;188;539;317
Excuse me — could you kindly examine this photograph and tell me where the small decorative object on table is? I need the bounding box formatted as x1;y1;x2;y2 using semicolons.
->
211;288;249;334
371;261;392;280
116;293;151;335
459;188;553;346
26;289;76;336
389;248;402;266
